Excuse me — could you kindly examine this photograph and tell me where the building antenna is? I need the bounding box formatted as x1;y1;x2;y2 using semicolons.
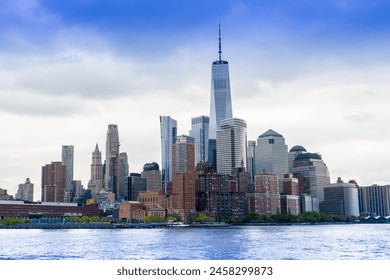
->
218;23;222;61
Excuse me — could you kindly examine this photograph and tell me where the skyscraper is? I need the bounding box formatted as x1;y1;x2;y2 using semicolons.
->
209;25;233;139
61;145;74;197
255;129;289;191
216;118;247;175
105;124;120;197
88;143;104;195
209;25;233;170
118;152;129;200
160;116;177;193
189;115;209;164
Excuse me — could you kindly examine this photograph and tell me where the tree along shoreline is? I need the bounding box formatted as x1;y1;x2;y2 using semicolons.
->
1;211;387;229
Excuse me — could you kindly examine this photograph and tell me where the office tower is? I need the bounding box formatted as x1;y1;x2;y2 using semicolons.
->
141;162;162;191
359;184;390;216
288;145;307;172
291;152;330;212
255;129;289;191
88;143;104;194
189;115;209;164
247;140;256;183
320;177;359;217
171;135;196;221
160;116;177;193
208;25;233;170
15;178;34;202
105;124;120;197
216;118;247;175
124;173;146;201
61;145;74;197
209;24;233;139
248;172;281;216
41;161;66;202
118;152;129;199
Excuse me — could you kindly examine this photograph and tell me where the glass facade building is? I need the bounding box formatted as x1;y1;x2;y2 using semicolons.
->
209;25;233;141
189;115;209;165
160;116;177;193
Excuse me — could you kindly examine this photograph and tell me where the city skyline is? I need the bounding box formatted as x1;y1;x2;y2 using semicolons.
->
2;1;390;201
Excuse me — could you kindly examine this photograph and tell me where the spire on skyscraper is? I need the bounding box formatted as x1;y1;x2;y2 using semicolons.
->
218;23;222;61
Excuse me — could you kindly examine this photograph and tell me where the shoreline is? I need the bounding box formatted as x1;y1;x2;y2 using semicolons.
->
0;221;381;229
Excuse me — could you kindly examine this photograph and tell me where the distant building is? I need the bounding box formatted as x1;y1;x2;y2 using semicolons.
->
141;162;162;191
88;143;104;195
216;118;247;175
189;115;210;164
15;178;34;202
171;135;196;222
247;140;256;183
160;116;177;193
255;129;289;191
124;173;146;201
359;184;390;217
138;189;167;221
320;177;359;217
248;172;281;216
0;200;99;219
291;152;330;212
105;124;120;197
118;201;144;223
61;145;74;200
118;152;129;199
280;173;300;215
0;188;13;200
41;161;66;203
196;166;247;219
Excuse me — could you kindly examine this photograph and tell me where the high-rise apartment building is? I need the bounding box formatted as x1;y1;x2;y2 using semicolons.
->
105;124;120;197
141;162;162;191
359;184;390;217
41;161;66;202
160;116;177;193
255;129;289;191
61;145;74;197
189;115;209;165
216;118;247;175
171;135;196;222
15;178;34;202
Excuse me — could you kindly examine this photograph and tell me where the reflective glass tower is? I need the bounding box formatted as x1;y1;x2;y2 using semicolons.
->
189;115;209;165
209;24;233;140
160;116;177;193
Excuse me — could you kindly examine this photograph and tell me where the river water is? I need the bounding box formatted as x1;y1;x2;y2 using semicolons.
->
1;224;389;260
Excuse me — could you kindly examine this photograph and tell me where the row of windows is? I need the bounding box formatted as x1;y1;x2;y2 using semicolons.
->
214;79;227;90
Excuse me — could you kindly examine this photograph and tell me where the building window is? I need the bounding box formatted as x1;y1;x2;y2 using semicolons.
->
269;139;274;144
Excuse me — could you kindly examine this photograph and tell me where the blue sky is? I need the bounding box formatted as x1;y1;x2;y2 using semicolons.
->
2;0;390;200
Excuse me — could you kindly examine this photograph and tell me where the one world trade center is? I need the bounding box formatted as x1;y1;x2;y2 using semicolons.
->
208;25;233;168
